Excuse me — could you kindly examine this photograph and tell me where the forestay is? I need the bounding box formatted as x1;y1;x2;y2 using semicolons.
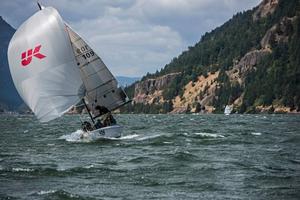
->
8;7;83;122
65;25;129;115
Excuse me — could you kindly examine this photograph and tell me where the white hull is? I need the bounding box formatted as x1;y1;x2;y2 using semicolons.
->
82;125;122;140
224;105;233;115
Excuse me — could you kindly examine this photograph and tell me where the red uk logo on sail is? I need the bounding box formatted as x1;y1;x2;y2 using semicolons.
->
21;45;46;67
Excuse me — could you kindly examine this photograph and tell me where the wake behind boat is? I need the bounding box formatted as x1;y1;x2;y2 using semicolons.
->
8;3;130;139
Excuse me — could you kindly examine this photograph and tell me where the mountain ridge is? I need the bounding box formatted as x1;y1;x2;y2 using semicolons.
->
0;16;23;111
121;0;300;114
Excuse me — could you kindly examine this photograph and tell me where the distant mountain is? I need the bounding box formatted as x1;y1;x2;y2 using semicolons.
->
116;76;140;87
122;0;300;114
0;16;23;110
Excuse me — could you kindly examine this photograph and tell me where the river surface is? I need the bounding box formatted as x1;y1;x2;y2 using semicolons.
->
0;114;299;200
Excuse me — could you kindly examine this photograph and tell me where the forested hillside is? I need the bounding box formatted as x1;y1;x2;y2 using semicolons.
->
122;0;300;114
0;16;23;111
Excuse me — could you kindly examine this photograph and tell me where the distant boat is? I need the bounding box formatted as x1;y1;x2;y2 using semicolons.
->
7;3;130;139
224;105;233;115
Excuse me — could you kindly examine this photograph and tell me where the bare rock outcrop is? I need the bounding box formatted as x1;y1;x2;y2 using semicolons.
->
261;16;297;49
228;49;271;85
133;72;181;104
172;72;220;113
253;0;279;21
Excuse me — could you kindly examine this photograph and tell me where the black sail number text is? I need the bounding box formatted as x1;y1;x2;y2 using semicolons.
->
82;51;95;60
79;45;95;60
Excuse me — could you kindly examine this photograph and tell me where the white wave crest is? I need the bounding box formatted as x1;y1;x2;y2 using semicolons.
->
137;134;162;141
37;190;56;195
83;164;94;169
120;134;139;140
12;167;34;172
59;129;91;142
251;132;262;136
194;132;225;138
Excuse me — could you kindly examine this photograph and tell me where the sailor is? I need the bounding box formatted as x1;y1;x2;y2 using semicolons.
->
94;119;103;129
103;112;116;127
82;121;93;132
95;105;109;117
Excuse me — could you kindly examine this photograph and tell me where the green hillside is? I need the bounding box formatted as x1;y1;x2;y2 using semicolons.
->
123;0;300;114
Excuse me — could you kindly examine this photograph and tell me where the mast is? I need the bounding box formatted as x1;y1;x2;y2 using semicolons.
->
37;2;44;10
82;98;95;125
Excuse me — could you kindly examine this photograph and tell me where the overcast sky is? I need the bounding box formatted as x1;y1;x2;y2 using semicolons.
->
1;0;261;77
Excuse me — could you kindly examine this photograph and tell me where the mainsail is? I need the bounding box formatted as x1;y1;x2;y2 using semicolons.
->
8;6;129;122
65;25;130;115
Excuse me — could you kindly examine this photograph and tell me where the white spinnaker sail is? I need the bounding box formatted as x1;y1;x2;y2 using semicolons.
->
65;25;129;114
8;7;83;122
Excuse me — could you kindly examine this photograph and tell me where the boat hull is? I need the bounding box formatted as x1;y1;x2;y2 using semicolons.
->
85;125;122;140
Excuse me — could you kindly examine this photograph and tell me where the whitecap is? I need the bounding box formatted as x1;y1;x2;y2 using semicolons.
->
59;129;90;142
182;132;189;136
37;190;56;195
12;167;34;172
23;130;29;133
57;167;68;171
137;134;162;141
251;132;262;136
120;134;139;140
83;164;94;169
194;132;225;138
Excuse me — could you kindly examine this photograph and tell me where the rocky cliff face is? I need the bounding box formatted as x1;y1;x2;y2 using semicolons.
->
261;16;297;49
133;73;180;104
172;72;219;113
253;0;279;21
227;49;271;86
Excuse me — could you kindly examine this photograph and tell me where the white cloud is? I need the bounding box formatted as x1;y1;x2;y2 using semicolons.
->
72;16;184;76
0;0;261;76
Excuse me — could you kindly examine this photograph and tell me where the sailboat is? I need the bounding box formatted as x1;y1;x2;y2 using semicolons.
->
224;105;232;115
7;3;130;139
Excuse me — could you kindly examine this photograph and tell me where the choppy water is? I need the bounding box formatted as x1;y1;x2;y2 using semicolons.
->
0;114;299;200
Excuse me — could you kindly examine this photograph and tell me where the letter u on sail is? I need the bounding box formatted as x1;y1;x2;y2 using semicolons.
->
8;6;130;123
